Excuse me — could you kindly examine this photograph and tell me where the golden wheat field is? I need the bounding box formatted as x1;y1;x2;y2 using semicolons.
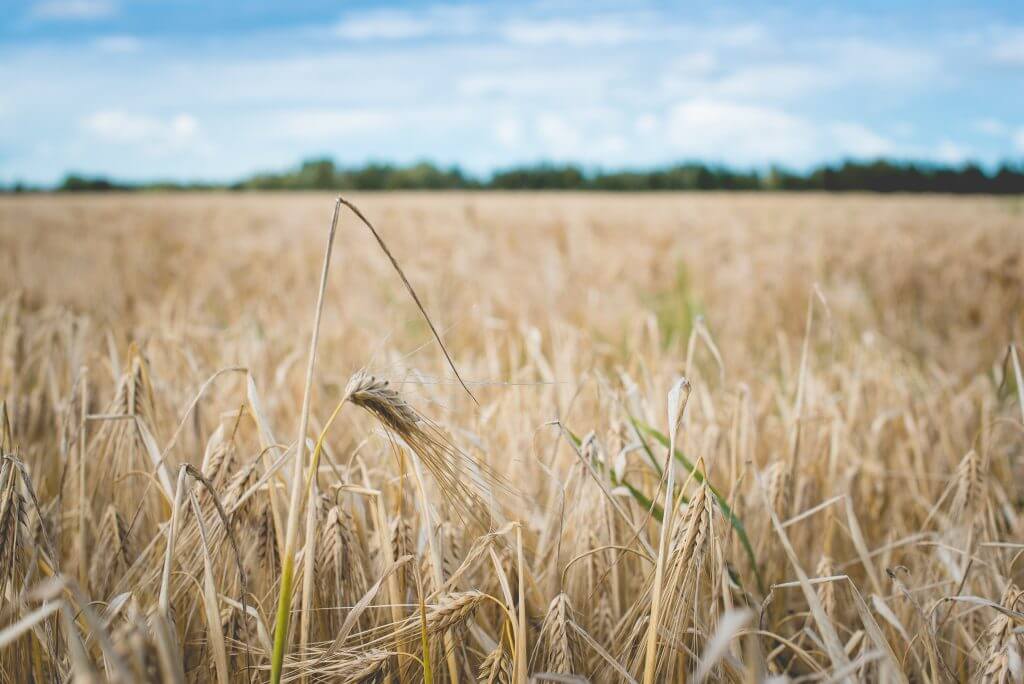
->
1;192;1023;683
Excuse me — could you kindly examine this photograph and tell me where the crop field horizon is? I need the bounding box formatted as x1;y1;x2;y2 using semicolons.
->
1;191;1023;682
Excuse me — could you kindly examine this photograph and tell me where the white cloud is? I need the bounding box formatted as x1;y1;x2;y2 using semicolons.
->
93;35;142;53
491;112;630;161
271;110;395;139
494;118;522;147
1014;128;1024;153
890;122;916;138
707;23;767;48
456;70;611;99
171;114;198;139
458;74;533;98
332;6;482;41
663;99;900;163
334;10;432;40
934;139;970;164
990;29;1024;65
502;18;642;46
829;39;938;85
634;113;659;135
31;0;116;20
658;36;938;106
536;113;581;153
973;118;1008;136
658;52;717;96
830;123;893;158
82;110;198;149
592;135;628;157
666;98;815;163
670;51;717;75
713;64;823;100
704;23;770;49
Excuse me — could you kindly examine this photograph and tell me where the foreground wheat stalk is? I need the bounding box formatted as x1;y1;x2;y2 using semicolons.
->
642;377;689;683
270;197;341;684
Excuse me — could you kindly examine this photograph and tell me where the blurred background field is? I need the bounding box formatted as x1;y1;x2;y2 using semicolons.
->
3;192;1020;374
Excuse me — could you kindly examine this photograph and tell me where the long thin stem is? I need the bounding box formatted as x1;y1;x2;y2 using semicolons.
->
643;379;689;684
159;465;189;616
337;198;477;406
77;366;88;590
298;480;319;684
270;197;342;684
408;447;460;682
642;429;676;684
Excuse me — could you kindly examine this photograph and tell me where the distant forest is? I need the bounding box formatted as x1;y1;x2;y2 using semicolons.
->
7;157;1024;194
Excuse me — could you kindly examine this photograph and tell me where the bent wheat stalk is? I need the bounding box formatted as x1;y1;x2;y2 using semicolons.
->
271;197;476;684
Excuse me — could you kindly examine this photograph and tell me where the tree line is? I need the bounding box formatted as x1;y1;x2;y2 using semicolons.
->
6;157;1024;193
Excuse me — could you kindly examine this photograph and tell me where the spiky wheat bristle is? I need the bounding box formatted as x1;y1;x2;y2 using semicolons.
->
344;369;497;526
478;642;513;684
426;590;487;634
345;372;420;435
951;449;986;520
0;457;27;590
537;592;580;674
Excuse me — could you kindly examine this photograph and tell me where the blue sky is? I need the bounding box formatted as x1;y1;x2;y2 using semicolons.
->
2;0;1023;184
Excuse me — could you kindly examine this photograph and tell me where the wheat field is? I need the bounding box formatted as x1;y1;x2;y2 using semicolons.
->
1;192;1023;682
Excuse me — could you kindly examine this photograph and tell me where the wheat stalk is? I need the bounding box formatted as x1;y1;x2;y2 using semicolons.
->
643;377;690;684
270;198;341;684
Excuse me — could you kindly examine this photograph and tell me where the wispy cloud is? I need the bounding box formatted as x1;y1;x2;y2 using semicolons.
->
828;39;939;85
712;64;824;100
333;10;433;40
493;118;523;147
934;139;971;164
82;110;198;150
333;6;481;41
966;117;1024;158
989;28;1024;65
535;113;581;153
830;122;893;157
456;68;613;99
666;98;815;163
973;118;1008;136
92;35;142;53
502;17;644;46
661;99;901;163
270;109;395;139
31;0;116;21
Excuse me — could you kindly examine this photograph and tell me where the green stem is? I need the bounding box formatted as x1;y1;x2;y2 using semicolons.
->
631;418;765;595
270;556;295;682
564;423;765;595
